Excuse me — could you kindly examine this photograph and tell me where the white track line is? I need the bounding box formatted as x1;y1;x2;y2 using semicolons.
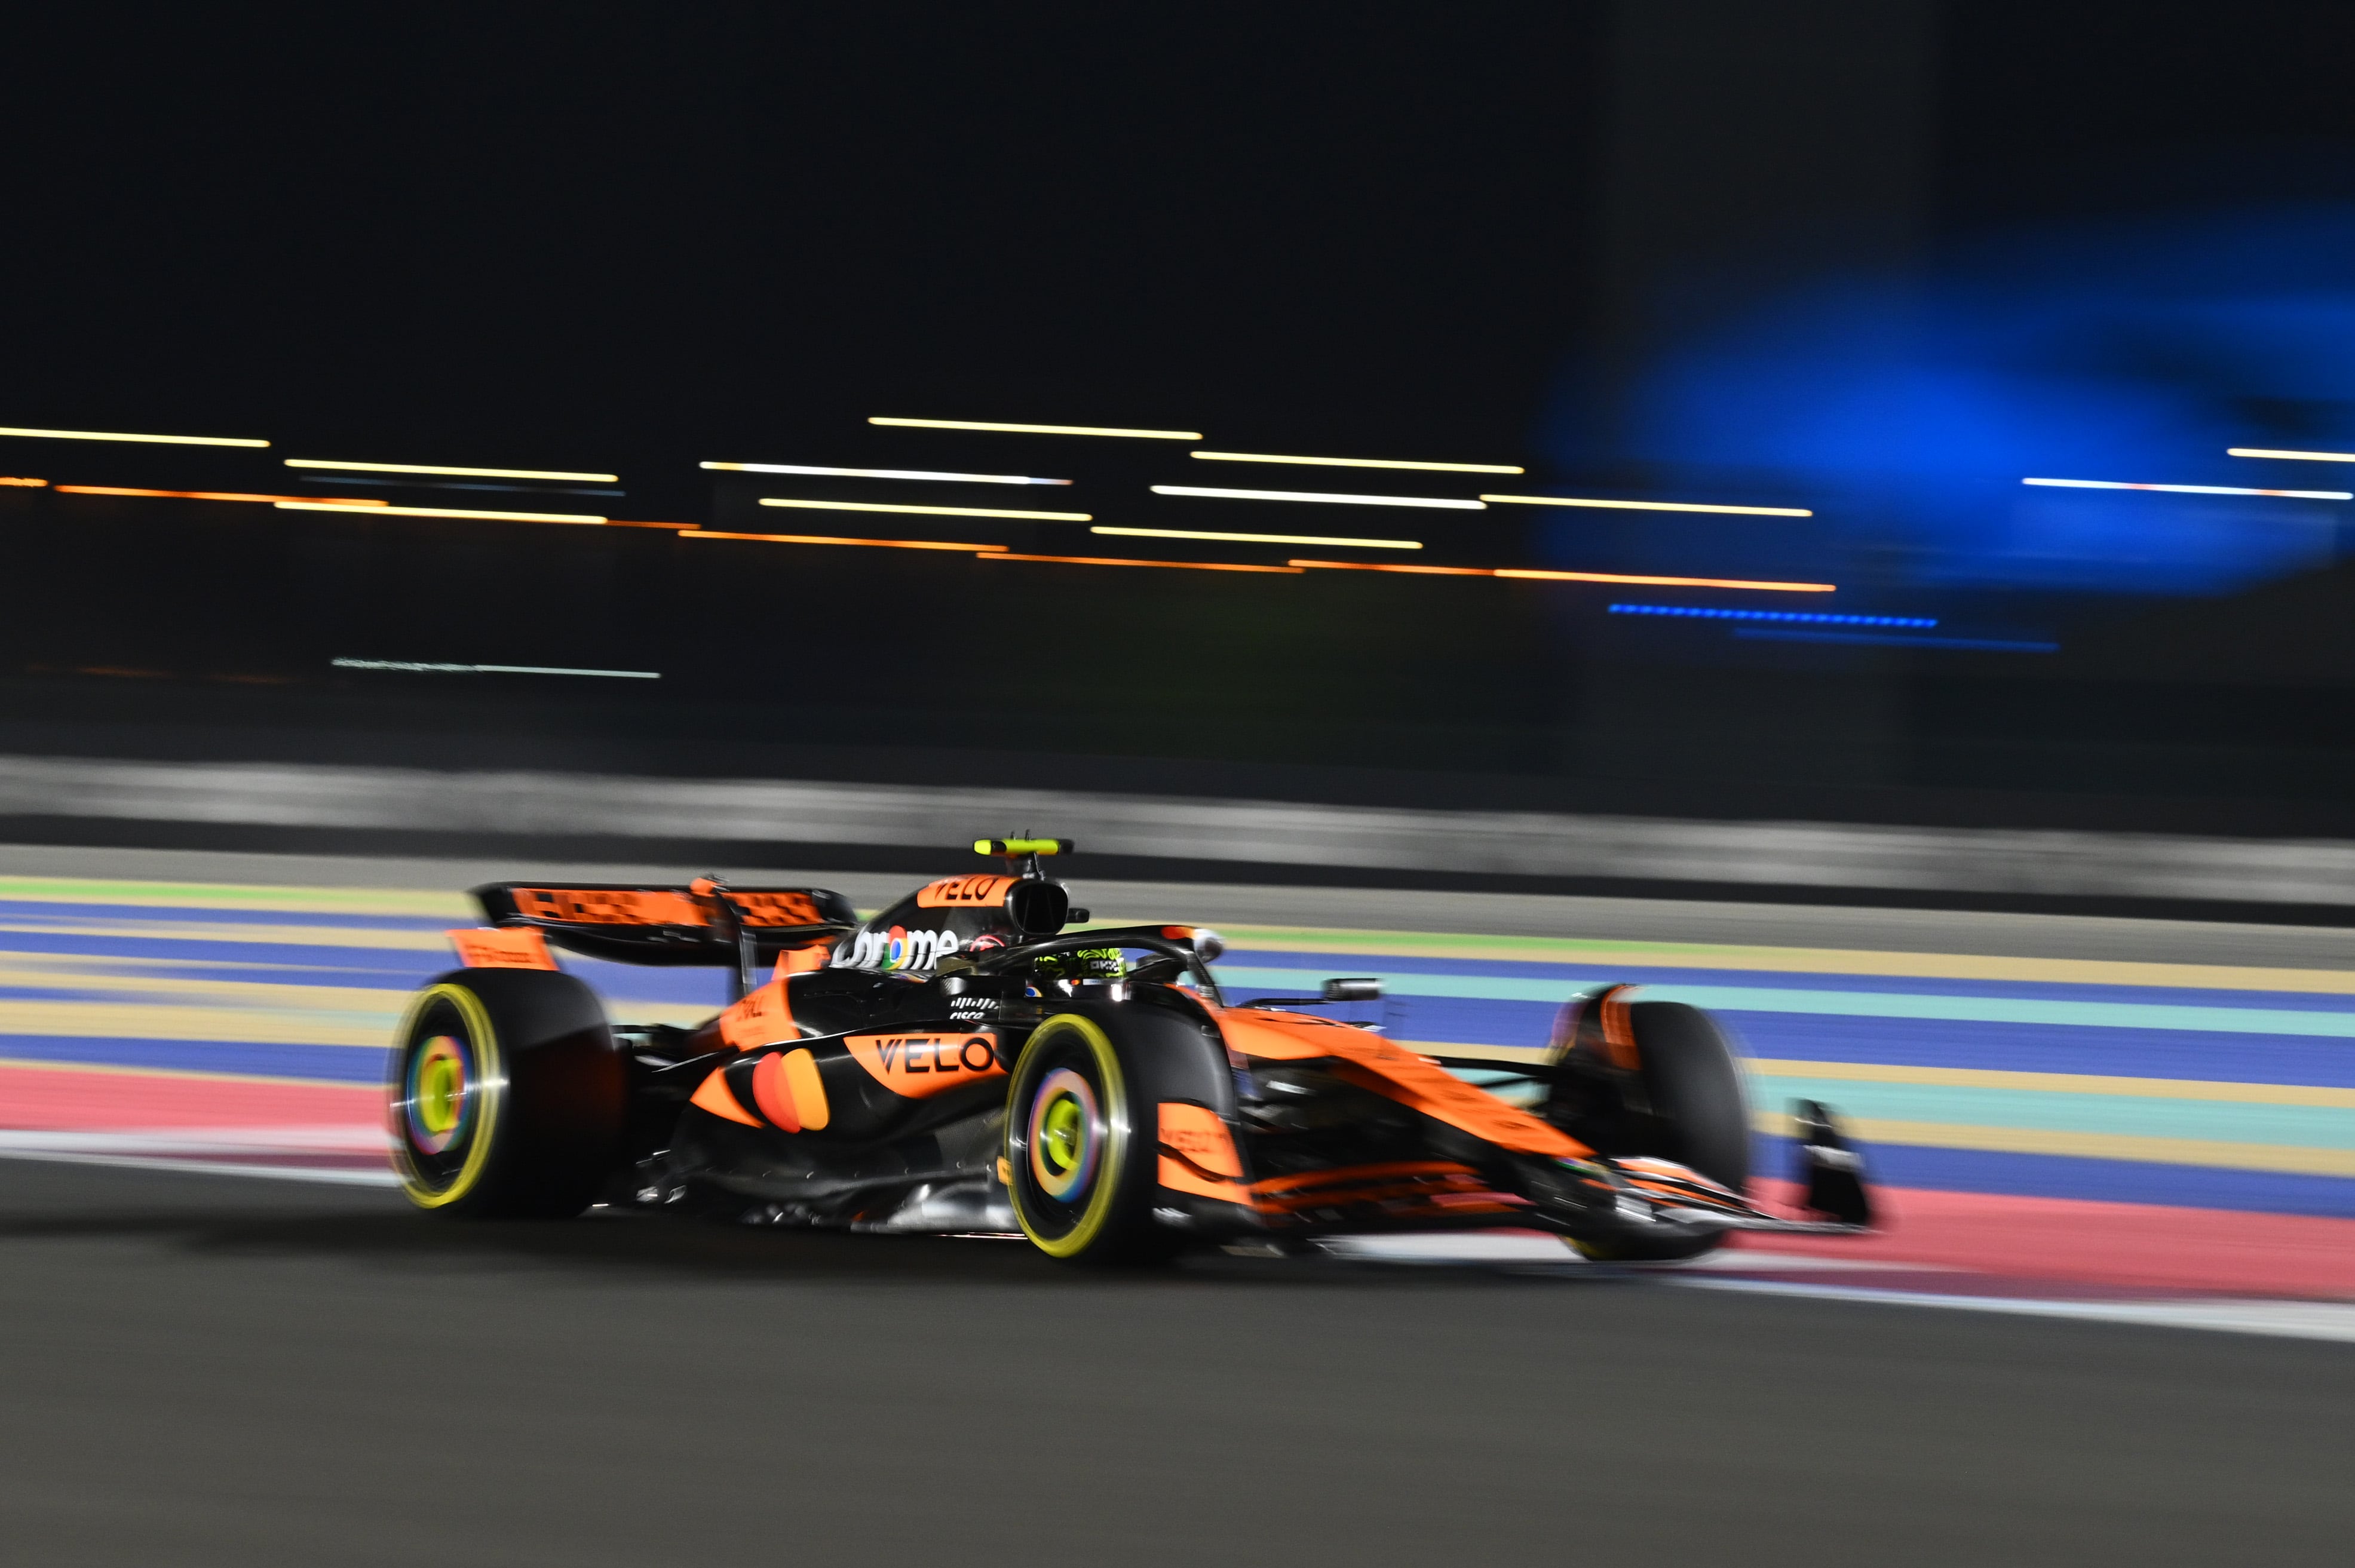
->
4;1153;2347;1342
0;1127;387;1154
1668;1275;2355;1345
0;1148;398;1186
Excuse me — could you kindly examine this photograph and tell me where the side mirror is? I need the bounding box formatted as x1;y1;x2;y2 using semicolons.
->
1321;977;1381;1002
1191;927;1225;962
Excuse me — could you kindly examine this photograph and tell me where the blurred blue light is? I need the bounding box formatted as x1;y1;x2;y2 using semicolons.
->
1732;630;2058;653
1556;205;2355;594
1608;603;1935;627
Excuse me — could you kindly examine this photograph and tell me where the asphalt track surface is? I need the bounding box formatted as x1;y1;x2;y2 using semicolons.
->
5;847;2355;1563
1;1161;2350;1567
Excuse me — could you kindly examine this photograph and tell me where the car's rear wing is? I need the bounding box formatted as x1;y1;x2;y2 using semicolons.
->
472;882;858;969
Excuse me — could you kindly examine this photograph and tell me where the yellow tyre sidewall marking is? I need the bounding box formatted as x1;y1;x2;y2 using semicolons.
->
392;983;506;1210
1009;1015;1129;1258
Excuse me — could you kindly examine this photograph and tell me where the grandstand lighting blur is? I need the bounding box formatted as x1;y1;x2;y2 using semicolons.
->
2227;448;2355;464
1149;485;1485;511
758;497;1089;521
58;486;387;505
274;502;606;524
0;425;269;447
286;459;618;482
0;477;48;487
2022;477;2351;500
682;530;1010;553
1092;525;1421;550
1480;493;1814;517
702;462;1071;485
1288;559;1836;592
1189;451;1523;474
870;417;1202;439
980;552;1302;574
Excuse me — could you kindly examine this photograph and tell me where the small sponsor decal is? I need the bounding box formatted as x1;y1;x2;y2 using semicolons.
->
446;927;557;970
717;979;793;1050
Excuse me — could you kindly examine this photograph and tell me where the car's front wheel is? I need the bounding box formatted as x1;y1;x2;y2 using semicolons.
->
1003;1012;1178;1264
1568;1000;1752;1263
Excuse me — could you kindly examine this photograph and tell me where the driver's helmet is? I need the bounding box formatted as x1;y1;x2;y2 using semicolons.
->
1029;945;1126;989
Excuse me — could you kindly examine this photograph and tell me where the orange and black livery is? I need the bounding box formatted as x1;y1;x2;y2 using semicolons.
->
388;839;1874;1262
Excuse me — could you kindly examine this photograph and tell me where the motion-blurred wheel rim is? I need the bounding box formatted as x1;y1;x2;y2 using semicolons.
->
405;1033;473;1155
1027;1067;1101;1201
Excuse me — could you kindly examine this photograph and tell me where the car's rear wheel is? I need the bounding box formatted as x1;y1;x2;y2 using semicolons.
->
1004;1013;1176;1264
1571;1000;1750;1263
388;969;625;1218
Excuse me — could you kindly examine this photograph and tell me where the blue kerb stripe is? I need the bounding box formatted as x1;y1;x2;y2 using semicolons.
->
1609;603;1936;628
1216;965;2355;1039
1752;1137;2355;1219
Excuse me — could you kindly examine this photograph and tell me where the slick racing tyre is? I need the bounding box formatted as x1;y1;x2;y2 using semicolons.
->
1004;1013;1178;1264
388;969;626;1219
1573;1001;1751;1263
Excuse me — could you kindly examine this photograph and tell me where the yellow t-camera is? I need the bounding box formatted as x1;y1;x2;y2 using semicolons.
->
974;838;1073;857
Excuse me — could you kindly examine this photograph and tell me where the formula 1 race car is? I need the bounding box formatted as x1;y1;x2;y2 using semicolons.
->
388;841;1875;1262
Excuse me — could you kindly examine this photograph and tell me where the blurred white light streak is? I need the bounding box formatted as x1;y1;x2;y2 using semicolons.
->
1092;526;1422;550
2227;447;2355;464
759;497;1089;521
275;502;607;523
1481;493;1813;517
287;459;617;481
1151;484;1484;511
0;425;268;447
702;461;1069;485
333;658;658;678
2022;477;2350;501
870;417;1202;439
1191;450;1523;474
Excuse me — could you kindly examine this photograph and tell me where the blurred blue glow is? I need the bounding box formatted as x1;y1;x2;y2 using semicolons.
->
1608;603;1935;627
1732;631;2059;653
1556;205;2355;594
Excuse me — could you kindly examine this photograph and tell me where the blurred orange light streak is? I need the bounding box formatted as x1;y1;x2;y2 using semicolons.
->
275;501;605;523
1480;493;1814;517
0;476;48;487
1289;559;1836;592
1287;560;1488;576
1092;525;1421;549
682;530;1010;553
57;486;387;505
980;552;1302;574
